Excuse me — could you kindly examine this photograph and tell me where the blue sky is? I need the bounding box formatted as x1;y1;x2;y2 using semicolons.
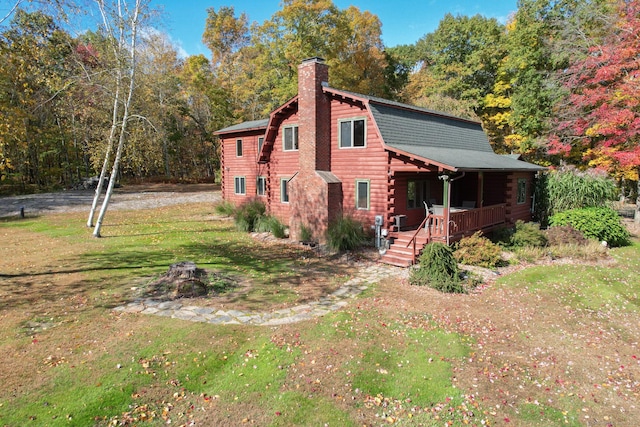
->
155;0;518;58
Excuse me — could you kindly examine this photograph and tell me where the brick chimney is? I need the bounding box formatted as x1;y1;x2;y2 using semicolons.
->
297;57;330;172
289;57;342;243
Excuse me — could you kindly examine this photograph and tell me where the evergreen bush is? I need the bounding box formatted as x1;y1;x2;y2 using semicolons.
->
409;243;463;293
326;215;367;252
454;231;503;268
549;206;630;247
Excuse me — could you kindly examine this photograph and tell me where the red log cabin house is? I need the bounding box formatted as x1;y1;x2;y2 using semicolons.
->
215;57;545;266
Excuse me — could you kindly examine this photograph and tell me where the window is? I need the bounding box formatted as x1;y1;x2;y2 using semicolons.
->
280;178;289;203
234;176;246;195
236;139;243;157
283;125;298;151
339;118;366;148
257;176;266;196
517;178;527;204
407;180;431;209
258;137;264;154
356;179;370;210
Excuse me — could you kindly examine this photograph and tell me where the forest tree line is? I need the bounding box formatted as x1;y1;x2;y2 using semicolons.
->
0;0;638;199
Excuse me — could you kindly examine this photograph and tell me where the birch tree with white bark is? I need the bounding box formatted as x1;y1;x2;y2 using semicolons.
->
87;0;148;236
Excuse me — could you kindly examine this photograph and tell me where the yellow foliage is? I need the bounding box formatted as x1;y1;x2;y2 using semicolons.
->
585;124;602;138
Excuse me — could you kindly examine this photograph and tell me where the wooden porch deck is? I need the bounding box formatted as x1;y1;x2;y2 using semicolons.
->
380;204;507;267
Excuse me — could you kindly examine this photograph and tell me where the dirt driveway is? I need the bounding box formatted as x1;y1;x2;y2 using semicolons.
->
0;183;221;218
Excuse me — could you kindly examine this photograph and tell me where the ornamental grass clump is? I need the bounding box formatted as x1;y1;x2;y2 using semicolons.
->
534;167;617;225
255;215;287;238
549;206;630;247
326;215;367;252
234;199;266;232
410;243;463;293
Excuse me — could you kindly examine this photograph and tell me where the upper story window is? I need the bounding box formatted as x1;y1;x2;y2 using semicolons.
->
339;118;366;148
283;125;299;151
517;178;527;204
258;137;264;154
236;139;243;157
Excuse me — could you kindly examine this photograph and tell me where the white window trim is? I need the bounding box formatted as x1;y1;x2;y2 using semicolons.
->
257;137;264;155
355;179;370;210
234;176;246;195
338;117;367;149
236;139;243;157
280;178;290;203
282;125;299;151
257;176;266;196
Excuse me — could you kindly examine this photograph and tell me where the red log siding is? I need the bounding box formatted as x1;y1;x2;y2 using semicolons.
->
505;171;535;224
220;130;267;205
328;97;388;227
483;172;507;206
264;112;300;223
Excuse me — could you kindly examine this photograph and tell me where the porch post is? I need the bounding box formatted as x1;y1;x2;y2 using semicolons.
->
477;171;484;208
441;175;450;245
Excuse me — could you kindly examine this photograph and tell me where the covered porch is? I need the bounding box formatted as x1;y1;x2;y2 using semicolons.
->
380;168;511;266
381;203;507;267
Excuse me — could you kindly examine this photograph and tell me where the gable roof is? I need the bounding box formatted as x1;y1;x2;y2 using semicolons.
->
325;88;544;172
215;88;545;173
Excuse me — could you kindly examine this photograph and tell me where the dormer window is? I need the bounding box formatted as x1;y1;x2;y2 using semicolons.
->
339;118;366;148
283;125;299;151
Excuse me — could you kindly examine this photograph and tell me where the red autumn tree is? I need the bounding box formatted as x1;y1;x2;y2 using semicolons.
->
550;1;640;221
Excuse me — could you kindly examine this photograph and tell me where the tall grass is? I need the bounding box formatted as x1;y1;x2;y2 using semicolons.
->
535;167;617;225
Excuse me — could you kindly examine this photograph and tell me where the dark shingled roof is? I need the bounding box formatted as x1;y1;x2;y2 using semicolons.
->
367;100;543;171
214;119;268;135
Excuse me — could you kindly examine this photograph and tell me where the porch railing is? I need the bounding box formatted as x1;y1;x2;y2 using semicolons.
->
399;203;507;264
424;203;507;240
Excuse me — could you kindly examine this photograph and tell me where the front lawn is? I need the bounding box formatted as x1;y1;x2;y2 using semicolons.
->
1;202;638;426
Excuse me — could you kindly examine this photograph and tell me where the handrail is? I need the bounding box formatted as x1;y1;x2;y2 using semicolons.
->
405;213;430;264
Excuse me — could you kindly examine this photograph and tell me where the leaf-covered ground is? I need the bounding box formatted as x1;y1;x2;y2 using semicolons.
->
1;187;638;426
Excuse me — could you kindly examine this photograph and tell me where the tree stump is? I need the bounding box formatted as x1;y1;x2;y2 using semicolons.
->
151;261;209;299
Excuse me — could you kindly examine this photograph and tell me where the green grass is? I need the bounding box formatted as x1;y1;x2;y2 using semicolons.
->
2;201;639;426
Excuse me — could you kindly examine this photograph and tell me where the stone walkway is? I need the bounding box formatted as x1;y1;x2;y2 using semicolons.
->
113;263;408;326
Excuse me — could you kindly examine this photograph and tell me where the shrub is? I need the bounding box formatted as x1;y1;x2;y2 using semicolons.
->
510;221;547;248
255;215;287;238
214;200;236;216
299;225;314;242
326;215;367;252
512;246;549;263
544;225;588;246
409;243;463;293
234;199;266;232
549;206;630;247
454;231;503;268
548;240;609;261
534;167;617;225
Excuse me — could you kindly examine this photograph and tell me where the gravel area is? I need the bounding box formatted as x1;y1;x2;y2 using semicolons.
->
0;184;221;218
